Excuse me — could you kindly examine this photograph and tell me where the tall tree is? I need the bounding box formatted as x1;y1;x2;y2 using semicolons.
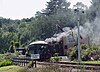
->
88;0;100;22
43;0;70;16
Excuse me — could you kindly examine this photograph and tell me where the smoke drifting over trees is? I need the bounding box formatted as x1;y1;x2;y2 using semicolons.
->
82;0;100;45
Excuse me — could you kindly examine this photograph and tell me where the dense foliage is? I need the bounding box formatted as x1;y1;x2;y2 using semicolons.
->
67;44;100;61
0;60;13;67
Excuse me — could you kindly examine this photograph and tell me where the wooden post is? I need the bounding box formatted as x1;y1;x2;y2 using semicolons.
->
34;60;36;68
31;59;34;67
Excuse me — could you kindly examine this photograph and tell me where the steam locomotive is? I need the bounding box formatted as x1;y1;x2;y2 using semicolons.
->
26;30;89;60
16;28;89;60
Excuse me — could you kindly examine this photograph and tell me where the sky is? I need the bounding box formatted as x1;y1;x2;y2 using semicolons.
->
0;0;91;20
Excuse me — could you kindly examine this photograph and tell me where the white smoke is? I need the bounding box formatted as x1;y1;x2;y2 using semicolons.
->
45;29;72;43
45;27;77;43
82;17;100;45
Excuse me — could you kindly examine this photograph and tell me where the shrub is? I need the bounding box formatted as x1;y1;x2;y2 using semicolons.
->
0;53;15;62
67;44;100;61
3;53;16;60
67;46;78;61
81;49;91;61
90;50;100;60
0;54;5;62
50;53;62;62
54;53;59;57
50;57;62;62
0;60;13;67
27;61;34;68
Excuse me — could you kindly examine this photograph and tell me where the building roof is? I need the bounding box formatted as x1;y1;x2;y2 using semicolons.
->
29;41;48;45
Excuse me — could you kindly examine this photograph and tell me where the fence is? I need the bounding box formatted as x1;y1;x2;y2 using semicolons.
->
13;57;36;67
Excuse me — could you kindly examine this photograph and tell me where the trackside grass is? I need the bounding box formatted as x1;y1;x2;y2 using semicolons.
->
81;61;100;64
0;65;24;72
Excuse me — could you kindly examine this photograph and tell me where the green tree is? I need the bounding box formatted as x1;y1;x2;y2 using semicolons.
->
43;0;70;16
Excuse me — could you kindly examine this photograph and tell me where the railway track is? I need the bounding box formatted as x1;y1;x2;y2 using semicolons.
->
37;61;100;70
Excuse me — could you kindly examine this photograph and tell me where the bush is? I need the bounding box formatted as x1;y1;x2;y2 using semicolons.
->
54;53;59;57
0;54;5;62
66;46;78;61
50;57;62;62
27;61;34;68
0;60;13;67
81;49;91;61
67;44;100;61
3;53;16;60
0;53;16;62
50;53;62;62
90;50;100;61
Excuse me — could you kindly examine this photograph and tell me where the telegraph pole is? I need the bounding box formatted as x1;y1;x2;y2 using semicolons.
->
77;13;81;62
74;8;84;62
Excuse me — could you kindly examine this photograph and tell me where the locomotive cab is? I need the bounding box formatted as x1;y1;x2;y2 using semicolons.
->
27;41;51;60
